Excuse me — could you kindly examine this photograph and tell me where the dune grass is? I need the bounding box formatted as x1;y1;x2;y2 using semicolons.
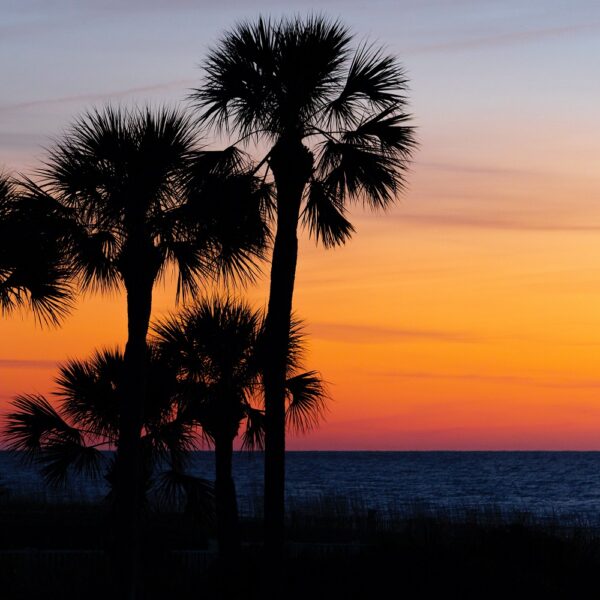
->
1;493;599;598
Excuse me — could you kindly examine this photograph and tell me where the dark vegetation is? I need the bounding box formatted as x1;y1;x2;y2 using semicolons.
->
1;496;598;599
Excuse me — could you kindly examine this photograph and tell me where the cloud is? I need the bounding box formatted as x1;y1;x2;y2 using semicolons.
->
0;79;195;114
0;132;47;150
415;161;540;178
393;212;600;232
379;370;532;383
404;22;600;54
377;369;600;389
0;358;58;369
309;322;479;343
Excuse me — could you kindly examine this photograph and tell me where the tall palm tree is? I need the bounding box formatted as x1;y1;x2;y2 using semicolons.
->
4;346;212;513
28;105;269;598
191;15;416;552
152;297;327;561
0;172;72;324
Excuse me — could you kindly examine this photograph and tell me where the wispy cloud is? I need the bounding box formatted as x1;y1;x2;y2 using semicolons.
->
394;213;600;232
0;132;47;149
378;370;532;383
0;359;57;369
377;369;600;389
415;161;540;178
0;79;195;114
404;22;600;54
309;322;479;343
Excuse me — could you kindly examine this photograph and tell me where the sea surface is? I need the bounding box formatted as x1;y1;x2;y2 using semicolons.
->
2;451;600;523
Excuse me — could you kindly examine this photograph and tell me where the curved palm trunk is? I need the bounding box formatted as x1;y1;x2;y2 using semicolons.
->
214;433;240;559
113;272;154;600
263;139;313;560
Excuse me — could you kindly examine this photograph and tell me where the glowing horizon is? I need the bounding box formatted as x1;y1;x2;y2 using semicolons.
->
2;0;600;449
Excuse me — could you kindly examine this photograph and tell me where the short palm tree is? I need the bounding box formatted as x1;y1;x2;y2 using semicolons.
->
4;347;212;512
191;15;416;550
153;297;327;560
0;171;72;324
27;105;269;597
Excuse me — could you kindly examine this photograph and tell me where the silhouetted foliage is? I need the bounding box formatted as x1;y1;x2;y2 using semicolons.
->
21;105;270;597
4;347;213;514
153;296;327;558
191;15;416;555
192;16;416;249
0;172;73;324
4;297;326;560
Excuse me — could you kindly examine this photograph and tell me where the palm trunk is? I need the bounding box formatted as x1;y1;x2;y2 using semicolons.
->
263;139;313;561
113;274;153;600
263;212;298;552
215;434;240;559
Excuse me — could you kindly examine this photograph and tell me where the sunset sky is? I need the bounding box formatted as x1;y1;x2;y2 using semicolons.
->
2;0;600;449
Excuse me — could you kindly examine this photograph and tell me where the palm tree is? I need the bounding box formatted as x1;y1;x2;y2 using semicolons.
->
191;15;416;552
27;105;269;598
0;171;72;324
4;346;212;513
152;297;327;561
5;302;326;563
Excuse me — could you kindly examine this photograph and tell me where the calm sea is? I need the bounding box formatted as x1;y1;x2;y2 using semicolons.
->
2;451;600;523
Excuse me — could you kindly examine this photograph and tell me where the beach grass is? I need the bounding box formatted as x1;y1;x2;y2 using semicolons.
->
1;494;599;598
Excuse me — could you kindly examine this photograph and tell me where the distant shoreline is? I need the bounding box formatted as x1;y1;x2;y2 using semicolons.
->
4;449;600;453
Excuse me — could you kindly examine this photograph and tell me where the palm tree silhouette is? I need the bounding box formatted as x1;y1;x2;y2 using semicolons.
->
5;300;326;573
27;105;269;598
0;172;72;324
152;297;327;561
191;15;416;552
4;346;213;513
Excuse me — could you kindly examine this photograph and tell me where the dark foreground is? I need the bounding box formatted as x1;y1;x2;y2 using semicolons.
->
2;498;599;599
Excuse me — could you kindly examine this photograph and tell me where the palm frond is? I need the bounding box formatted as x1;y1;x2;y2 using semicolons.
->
4;394;82;457
0;265;74;327
36;104;215;296
143;418;199;461
0;176;75;325
185;170;270;285
42;106;198;209
160;239;205;302
323;42;408;129
285;371;328;434
286;316;308;373
269;16;351;133
193;16;351;137
154;297;261;381
341;106;416;157
241;406;265;451
55;349;123;440
4;392;107;487
192;16;280;137
316;137;408;209
152;468;214;522
302;178;355;248
0;171;14;203
38;439;105;488
69;228;121;294
189;146;250;179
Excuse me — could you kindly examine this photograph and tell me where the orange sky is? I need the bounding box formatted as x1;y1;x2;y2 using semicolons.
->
2;1;600;448
3;161;600;449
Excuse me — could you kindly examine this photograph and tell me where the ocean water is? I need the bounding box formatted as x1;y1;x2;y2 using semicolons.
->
2;451;600;523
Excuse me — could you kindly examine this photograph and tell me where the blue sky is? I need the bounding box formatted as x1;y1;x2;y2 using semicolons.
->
2;1;599;173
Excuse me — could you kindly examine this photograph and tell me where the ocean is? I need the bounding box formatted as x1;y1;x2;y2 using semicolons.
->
2;451;600;523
